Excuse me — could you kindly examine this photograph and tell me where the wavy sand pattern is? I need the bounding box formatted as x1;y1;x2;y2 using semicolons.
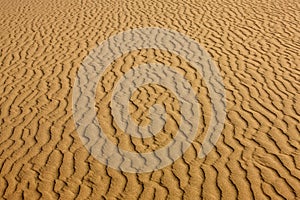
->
0;0;300;199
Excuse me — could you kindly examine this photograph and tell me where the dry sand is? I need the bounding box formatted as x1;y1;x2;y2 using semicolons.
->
0;0;300;199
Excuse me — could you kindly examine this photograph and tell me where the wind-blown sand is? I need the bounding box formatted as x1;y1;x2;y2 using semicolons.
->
0;0;299;199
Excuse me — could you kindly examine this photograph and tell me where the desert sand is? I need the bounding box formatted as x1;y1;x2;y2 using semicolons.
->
0;0;299;199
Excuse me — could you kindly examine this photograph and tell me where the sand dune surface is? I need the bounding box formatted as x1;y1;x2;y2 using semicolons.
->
0;0;300;199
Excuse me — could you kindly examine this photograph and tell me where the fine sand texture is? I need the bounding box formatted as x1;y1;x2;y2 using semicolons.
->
0;0;300;199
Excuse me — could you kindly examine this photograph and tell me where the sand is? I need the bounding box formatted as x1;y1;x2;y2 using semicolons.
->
0;0;300;199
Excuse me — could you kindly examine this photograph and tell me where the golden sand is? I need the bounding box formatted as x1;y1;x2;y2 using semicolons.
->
0;0;299;199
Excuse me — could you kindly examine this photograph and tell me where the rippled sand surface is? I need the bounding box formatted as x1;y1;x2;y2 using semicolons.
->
0;0;299;199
